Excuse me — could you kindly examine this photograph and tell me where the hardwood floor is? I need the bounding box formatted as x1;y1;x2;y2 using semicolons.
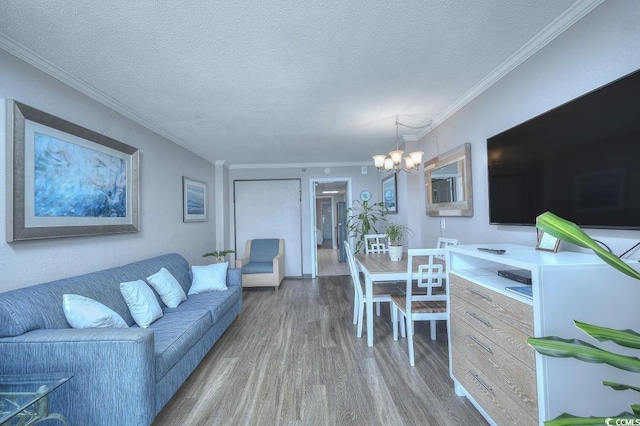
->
153;276;487;426
317;248;350;276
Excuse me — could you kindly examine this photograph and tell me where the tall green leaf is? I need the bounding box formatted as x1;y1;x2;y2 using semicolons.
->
603;381;640;393
526;336;640;373
576;321;640;349
536;212;640;281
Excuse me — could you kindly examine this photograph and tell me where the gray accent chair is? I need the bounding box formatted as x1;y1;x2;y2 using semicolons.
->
236;238;284;289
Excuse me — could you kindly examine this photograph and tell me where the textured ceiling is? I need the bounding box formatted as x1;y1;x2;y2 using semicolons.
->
0;1;595;166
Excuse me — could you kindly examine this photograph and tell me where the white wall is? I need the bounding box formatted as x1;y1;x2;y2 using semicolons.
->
0;50;217;292
405;1;640;258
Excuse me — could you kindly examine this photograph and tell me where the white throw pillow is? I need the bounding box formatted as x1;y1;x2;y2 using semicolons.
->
120;280;163;328
188;262;228;295
62;294;129;329
146;267;187;308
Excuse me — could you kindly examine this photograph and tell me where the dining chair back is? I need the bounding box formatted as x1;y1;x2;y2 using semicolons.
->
364;234;388;253
391;248;448;366
435;237;458;259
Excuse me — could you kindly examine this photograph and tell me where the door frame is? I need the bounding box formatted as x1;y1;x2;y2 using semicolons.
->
309;178;352;278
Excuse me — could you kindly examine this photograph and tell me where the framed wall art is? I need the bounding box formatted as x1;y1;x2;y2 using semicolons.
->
536;230;560;252
381;173;397;214
183;177;207;222
6;100;140;242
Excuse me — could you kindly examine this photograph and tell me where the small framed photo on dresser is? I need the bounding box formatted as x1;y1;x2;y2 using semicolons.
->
536;231;560;252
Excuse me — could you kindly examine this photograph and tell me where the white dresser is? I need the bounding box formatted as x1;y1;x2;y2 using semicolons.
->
447;244;640;425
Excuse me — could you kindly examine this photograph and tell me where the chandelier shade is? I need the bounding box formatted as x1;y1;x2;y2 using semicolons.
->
373;116;427;173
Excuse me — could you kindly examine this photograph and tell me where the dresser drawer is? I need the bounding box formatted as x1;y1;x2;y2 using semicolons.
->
450;295;536;367
452;347;537;426
450;273;534;335
451;315;538;418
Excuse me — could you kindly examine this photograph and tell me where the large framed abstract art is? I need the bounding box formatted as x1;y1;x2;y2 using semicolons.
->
6;100;140;241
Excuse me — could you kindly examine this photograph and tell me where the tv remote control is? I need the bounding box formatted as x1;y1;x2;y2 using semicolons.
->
477;247;506;254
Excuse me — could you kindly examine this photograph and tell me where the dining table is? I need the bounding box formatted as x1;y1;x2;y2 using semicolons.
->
354;252;446;347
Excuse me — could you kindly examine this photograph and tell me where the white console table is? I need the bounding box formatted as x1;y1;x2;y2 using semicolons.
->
447;244;640;425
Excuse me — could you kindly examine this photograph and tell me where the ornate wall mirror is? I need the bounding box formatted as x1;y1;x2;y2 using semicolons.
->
424;143;473;217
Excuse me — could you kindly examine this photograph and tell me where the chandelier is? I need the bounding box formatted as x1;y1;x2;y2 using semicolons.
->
372;116;430;173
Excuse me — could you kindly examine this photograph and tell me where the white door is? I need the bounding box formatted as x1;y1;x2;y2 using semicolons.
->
234;179;302;277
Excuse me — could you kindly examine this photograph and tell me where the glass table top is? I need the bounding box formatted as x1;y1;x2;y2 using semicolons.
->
0;373;72;424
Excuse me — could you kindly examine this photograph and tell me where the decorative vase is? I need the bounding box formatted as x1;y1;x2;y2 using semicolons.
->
388;245;403;261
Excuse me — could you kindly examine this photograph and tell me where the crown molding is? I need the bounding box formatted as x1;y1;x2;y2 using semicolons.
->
229;161;369;170
414;0;605;141
0;33;212;159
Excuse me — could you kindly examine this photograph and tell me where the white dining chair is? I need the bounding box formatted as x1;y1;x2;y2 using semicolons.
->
391;248;448;366
364;233;394;316
435;237;458;259
344;241;401;338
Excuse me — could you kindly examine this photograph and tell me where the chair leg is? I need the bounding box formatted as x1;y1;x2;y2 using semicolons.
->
356;300;365;338
352;290;358;325
400;313;406;338
430;320;437;340
392;305;398;341
376;301;381;316
406;316;415;366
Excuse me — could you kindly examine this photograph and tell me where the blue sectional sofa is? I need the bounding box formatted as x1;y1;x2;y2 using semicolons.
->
0;253;242;425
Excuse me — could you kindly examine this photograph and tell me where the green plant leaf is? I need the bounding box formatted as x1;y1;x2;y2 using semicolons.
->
527;336;640;373
603;381;640;393
536;212;640;281
576;321;640;349
545;412;639;426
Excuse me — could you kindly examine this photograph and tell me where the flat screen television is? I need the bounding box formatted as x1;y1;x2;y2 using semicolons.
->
487;68;640;230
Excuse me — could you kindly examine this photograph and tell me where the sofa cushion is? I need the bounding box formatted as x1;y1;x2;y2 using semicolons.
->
188;263;228;294
173;285;242;323
151;308;213;381
120;280;164;328
241;262;273;274
62;294;129;329
147;267;187;308
249;239;280;263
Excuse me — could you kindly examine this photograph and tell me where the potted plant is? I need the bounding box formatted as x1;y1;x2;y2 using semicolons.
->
527;211;640;425
345;200;388;253
203;249;235;263
385;223;412;261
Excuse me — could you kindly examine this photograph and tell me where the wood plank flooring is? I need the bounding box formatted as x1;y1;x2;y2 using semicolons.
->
317;249;350;276
152;276;488;426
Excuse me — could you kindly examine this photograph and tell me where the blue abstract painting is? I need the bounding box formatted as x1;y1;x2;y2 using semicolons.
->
34;132;127;218
186;183;205;215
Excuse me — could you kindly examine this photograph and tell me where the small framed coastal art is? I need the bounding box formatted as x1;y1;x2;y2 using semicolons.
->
183;177;207;222
6;100;140;242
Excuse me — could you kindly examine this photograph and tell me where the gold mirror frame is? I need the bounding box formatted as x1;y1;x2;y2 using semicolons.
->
424;143;473;217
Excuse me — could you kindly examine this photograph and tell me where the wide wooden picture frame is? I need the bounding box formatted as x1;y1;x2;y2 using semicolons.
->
183;177;207;222
6;100;140;242
381;173;397;214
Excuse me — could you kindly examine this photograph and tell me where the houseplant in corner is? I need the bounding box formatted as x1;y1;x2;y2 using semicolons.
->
346;199;388;253
385;223;412;261
527;211;640;425
203;249;235;263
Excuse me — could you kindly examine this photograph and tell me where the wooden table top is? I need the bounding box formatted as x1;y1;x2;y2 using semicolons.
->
354;253;445;276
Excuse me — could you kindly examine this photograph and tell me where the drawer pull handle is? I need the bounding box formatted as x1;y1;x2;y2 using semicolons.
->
469;371;494;395
466;311;492;328
467;288;492;301
468;335;492;353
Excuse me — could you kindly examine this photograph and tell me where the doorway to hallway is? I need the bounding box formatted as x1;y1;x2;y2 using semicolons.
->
311;179;351;277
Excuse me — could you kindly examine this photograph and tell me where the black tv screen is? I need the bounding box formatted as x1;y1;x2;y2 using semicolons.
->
487;68;640;230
